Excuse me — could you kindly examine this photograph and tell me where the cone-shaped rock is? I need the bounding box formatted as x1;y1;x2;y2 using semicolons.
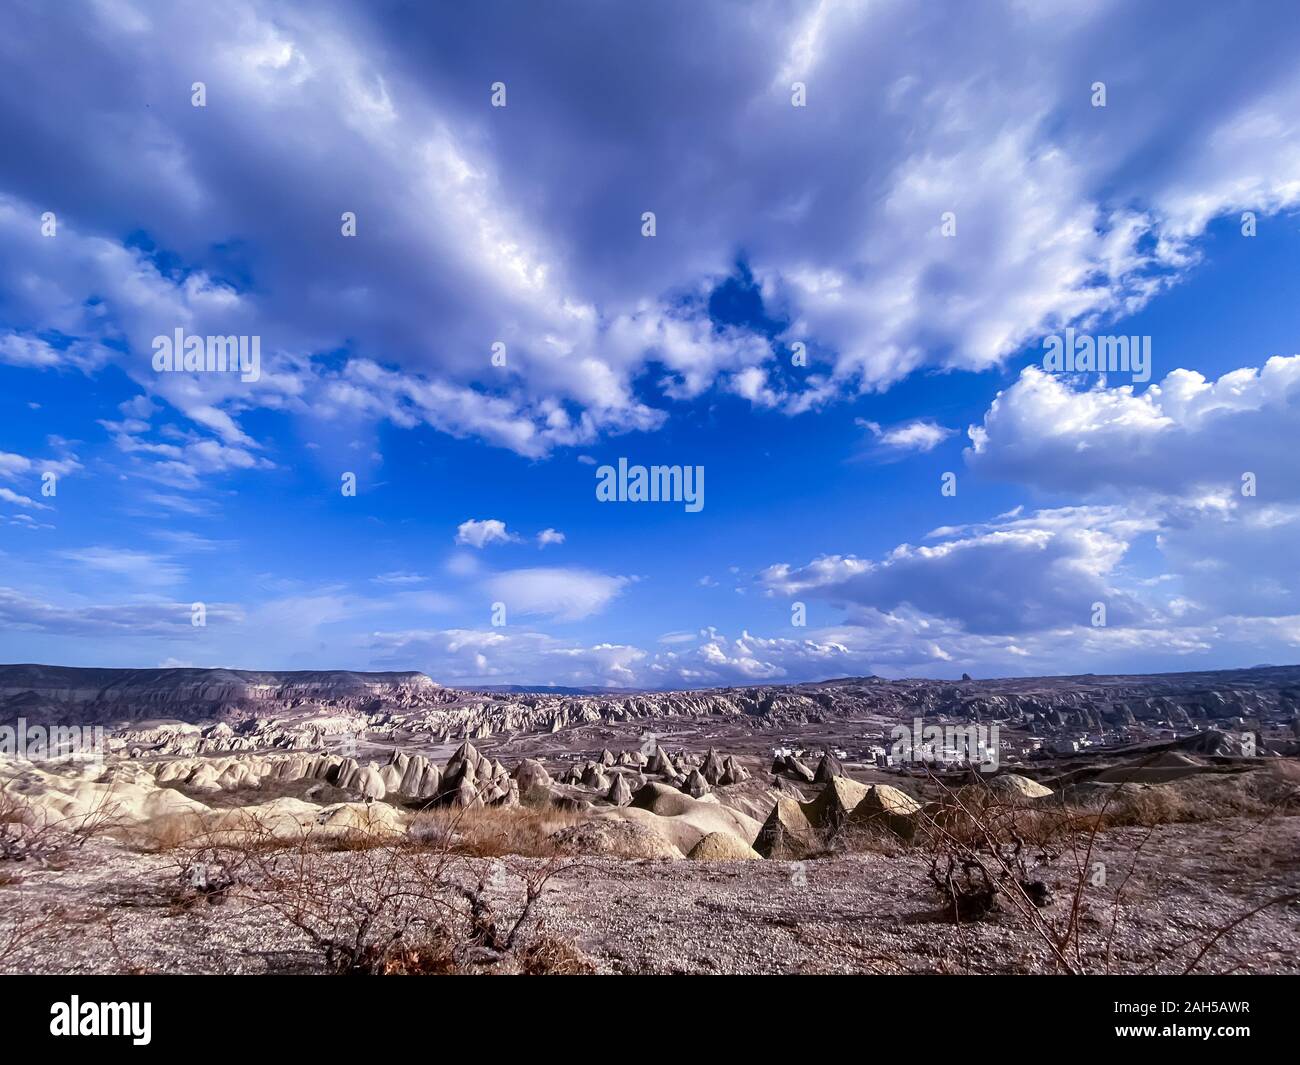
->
448;740;482;771
648;749;678;777
449;779;480;808
417;763;442;799
700;748;726;784
442;742;483;792
581;763;609;790
682;767;711;798
606;774;633;806
754;797;817;860
787;757;816;784
720;755;750;785
512;758;552;792
813;752;844;783
354;765;387;801
332;757;361;790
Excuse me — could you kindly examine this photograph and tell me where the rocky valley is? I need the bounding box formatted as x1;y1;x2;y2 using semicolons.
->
1;662;1297;976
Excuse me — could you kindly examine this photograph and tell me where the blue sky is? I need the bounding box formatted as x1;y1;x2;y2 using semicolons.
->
2;0;1299;687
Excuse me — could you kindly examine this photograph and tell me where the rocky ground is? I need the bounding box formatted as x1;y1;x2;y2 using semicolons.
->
2;812;1296;975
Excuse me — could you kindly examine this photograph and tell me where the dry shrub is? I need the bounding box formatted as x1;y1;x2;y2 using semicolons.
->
906;768;1300;974
834;819;910;857
0;788;120;867
1087;786;1188;827
0;901;53;970
516;933;595;975
180;810;580;974
380;933;458;975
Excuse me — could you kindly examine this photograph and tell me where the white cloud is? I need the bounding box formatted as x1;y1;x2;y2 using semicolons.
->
366;627;646;687
0;487;46;510
60;546;187;588
372;571;428;586
4;2;1300;463
967;357;1300;500
536;528;565;548
483;567;629;622
858;417;955;453
454;518;518;548
761;506;1155;635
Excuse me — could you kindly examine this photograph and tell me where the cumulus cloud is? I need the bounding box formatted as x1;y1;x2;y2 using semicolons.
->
0;447;81;485
454;518;518;548
966;357;1300;499
761;506;1155;635
536;528;565;548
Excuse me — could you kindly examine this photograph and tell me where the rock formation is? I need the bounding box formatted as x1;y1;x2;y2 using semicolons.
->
753;798;817;860
845;784;922;839
700;748;726;784
813;751;844;783
720;756;750;785
687;832;761;860
606;774;633;806
682;768;711;798
800;775;869;835
13;664;1296;757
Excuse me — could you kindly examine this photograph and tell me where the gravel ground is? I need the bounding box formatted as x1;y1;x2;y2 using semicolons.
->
1;813;1296;975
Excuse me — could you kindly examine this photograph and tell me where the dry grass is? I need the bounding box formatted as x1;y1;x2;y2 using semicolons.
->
1086;771;1298;827
127;791;588;862
407;805;582;858
379;933;459;975
123;811;211;854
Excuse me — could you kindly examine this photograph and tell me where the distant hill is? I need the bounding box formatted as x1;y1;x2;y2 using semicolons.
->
2;661;1297;732
472;683;646;696
0;664;441;725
